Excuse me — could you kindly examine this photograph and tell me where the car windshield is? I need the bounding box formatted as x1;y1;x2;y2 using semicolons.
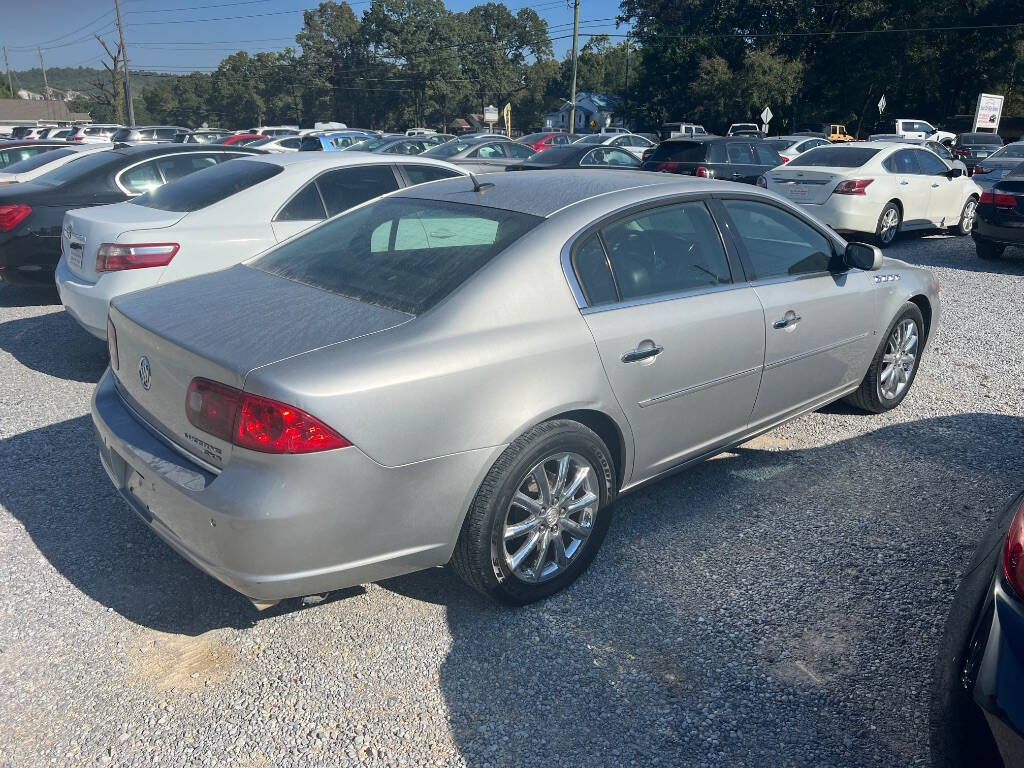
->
33;151;123;187
765;139;798;152
1;148;76;173
131;159;281;212
423;141;472;157
251;197;541;315
790;147;881;167
989;144;1024;159
347;137;392;152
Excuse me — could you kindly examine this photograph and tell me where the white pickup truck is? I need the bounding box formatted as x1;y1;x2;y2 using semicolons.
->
893;118;956;145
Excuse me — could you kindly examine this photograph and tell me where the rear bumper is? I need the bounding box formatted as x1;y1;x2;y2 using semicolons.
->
974;217;1024;247
55;256;108;338
792;196;881;237
90;369;499;602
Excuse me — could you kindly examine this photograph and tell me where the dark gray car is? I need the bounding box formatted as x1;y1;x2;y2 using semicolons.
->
971;141;1024;191
422;136;536;174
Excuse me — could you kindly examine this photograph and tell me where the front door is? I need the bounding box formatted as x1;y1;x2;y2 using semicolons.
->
915;148;961;226
717;197;877;427
884;149;932;227
571;200;766;482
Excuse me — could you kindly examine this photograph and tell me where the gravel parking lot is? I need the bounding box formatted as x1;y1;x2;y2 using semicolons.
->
1;233;1023;768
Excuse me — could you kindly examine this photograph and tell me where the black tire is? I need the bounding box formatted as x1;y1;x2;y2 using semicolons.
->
976;239;1005;261
845;302;925;413
952;196;978;236
874;201;902;248
451;419;616;605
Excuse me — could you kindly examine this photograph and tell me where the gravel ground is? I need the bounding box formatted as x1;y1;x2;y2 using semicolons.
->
1;233;1023;768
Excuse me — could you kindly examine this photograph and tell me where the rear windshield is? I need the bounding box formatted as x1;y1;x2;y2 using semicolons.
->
960;133;1002;145
790;147;880;167
131;159;281;212
646;141;706;162
519;132;551;143
112;128;134;141
33;150;123;187
989;144;1024;160
423;141;471;158
765;139;798;152
2;148;76;173
251;197;541;315
523;147;576;164
574;135;606;144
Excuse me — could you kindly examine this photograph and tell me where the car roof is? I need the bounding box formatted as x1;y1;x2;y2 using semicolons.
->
231;151;456;169
108;143;262;157
393;169;716;218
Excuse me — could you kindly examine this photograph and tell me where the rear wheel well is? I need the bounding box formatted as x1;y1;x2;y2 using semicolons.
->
909;294;933;348
551;409;626;490
888;198;904;216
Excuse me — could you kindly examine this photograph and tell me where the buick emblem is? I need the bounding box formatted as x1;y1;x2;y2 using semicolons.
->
138;356;152;391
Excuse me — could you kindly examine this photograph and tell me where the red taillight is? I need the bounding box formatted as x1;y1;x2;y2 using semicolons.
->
71;135;84;141
981;191;1018;206
834;179;874;195
1003;498;1024;597
106;317;119;370
186;378;351;454
96;242;179;272
952;148;969;157
695;165;710;178
0;204;31;232
973;166;991;174
780;155;791;164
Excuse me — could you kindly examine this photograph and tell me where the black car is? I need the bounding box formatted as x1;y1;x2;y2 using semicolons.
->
0;141;71;170
506;144;642;171
639;137;783;184
952;132;1004;174
972;164;1024;261
972;142;1024;192
0;144;261;286
931;490;1024;767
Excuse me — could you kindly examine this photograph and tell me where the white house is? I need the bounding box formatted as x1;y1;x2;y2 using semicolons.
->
543;92;625;133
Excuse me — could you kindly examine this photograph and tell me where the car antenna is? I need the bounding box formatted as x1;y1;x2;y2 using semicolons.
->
468;172;493;193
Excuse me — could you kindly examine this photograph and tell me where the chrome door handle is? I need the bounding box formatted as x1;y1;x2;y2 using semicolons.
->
931;183;940;188
773;312;802;329
898;180;909;186
621;345;664;363
69;242;82;250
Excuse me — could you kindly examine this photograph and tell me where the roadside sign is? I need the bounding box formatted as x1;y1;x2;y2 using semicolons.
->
760;106;773;125
878;94;886;114
974;93;1004;131
483;105;499;123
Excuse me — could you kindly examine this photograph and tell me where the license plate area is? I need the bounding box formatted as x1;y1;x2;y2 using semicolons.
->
125;469;154;522
787;186;810;200
65;234;85;270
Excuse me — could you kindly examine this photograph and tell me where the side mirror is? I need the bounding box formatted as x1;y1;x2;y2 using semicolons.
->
844;242;883;271
946;167;963;179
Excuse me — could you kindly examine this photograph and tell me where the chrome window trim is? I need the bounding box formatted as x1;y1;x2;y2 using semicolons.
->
559;191;739;312
113;150;253;197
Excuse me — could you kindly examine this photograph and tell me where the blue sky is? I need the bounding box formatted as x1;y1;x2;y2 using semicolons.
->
2;0;628;76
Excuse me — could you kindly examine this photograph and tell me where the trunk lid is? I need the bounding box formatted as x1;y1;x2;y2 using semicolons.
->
108;265;413;468
63;203;187;280
767;167;846;204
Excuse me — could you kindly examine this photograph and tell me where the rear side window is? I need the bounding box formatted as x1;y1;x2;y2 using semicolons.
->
472;143;505;159
2;148;75;172
883;149;921;174
0;146;58;169
299;137;323;151
755;144;782;165
506;143;535;159
792;147;881;167
252;197;541;315
726;143;755;163
316;165;399;216
132;160;283;212
276;182;327;221
401;164;462;185
647;141;705;163
722;199;834;279
280;137;302;150
156;153;218;182
119;160;164;195
573;236;617;306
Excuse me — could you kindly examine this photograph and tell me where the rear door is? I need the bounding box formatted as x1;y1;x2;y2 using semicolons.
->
916;148;961;226
573;199;765;481
717;197;876;426
883;149;931;226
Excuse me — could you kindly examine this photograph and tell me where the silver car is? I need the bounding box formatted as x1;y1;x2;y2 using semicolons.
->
91;171;940;608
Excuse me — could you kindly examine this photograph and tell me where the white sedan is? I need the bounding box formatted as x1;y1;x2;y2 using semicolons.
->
762;142;981;247
571;132;657;159
56;153;466;338
0;144;113;185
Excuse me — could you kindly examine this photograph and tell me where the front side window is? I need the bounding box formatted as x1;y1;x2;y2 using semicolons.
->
726;143;756;164
505;143;535;159
589;201;731;304
472;143;505;159
252;197;541;315
916;150;948;175
316;165;399;216
721;199;834;279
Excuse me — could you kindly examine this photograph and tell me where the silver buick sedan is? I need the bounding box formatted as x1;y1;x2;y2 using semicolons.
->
91;171;940;608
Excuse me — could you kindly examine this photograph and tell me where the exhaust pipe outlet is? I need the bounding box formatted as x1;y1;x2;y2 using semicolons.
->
250;598;280;611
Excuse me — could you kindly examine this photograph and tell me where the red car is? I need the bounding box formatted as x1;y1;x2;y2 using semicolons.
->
518;131;573;153
219;133;265;146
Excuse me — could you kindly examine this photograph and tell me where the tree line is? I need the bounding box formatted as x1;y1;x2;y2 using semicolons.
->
70;0;1021;135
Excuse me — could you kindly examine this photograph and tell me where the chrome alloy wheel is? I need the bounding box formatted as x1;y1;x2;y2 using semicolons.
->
501;452;598;584
880;207;900;243
961;198;977;232
880;318;918;400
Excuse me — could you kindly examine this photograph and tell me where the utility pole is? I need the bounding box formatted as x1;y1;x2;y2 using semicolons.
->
2;47;13;99
624;34;630;128
38;47;53;121
114;0;135;125
568;0;580;135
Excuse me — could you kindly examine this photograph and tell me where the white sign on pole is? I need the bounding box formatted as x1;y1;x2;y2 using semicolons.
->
974;93;1004;131
483;105;499;123
760;106;773;125
877;94;886;114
